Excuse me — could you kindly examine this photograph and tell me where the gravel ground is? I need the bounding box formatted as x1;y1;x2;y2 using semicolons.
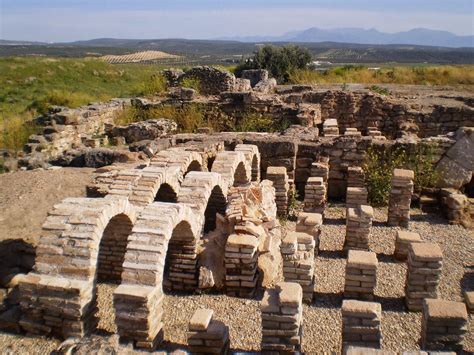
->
0;205;472;353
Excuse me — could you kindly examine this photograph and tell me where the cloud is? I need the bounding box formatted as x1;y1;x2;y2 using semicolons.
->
1;6;472;42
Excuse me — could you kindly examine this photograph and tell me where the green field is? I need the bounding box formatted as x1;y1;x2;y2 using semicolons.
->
0;57;163;150
1;57;474;152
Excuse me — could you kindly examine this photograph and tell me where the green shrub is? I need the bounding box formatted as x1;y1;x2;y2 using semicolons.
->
180;76;201;93
28;90;96;114
368;85;391;96
235;45;312;83
236;113;274;132
0;115;38;151
362;144;438;206
134;74;168;97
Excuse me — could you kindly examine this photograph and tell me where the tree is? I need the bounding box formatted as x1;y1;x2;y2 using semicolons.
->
236;45;312;83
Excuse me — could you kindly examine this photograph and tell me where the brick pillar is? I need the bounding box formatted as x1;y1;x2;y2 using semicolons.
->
281;231;315;303
342;300;382;349
323;119;339;136
388;169;414;228
347;166;365;188
304;177;327;214
261;282;303;352
344;250;378;301
405;242;443;311
225;234;259;297
421;299;468;351
311;161;329;186
187;309;230;354
394;231;422;261
346;187;368;209
266;167;289;217
344;205;374;251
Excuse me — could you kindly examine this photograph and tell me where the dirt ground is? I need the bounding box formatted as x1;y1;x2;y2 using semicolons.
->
0;168;95;245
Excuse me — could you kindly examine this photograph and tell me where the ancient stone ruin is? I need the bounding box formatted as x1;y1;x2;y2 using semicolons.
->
1;65;473;353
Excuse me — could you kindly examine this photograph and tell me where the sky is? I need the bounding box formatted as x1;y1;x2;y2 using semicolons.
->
1;0;473;42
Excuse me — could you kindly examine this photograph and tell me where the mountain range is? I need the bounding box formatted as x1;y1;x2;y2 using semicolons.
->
220;27;473;48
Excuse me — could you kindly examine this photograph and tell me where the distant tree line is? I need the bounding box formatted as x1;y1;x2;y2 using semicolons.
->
235;44;312;83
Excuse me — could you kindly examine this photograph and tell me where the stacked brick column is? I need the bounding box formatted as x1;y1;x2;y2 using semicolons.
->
388;169;414;228
323;118;339;136
344;205;374;251
342;300;382;349
261;282;303;353
394;231;422;260
281;231;316;303
421;299;468;351
311;161;329;187
225;234;259;297
304;177;327;215
187;309;230;354
344;250;378;301
346;187;368;209
267;167;289;217
405;242;443;311
347;166;365;188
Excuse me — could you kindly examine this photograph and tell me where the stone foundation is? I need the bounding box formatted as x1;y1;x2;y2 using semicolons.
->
388;169;414;228
344;250;378;301
187;309;230;354
394;231;422;261
281;232;316;303
266;167;289;217
346;187;368;209
304;177;327;214
342;299;382;349
421;298;468;351
261;282;303;353
405;242;443;311
344;205;374;251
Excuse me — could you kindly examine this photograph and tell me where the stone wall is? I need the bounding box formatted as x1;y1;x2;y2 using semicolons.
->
180;66;236;95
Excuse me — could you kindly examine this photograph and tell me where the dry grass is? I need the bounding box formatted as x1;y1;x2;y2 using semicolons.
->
289;65;474;87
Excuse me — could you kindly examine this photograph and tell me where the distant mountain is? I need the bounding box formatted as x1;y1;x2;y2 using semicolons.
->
221;27;474;48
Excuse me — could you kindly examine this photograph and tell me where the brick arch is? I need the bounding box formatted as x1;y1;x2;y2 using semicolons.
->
114;202;200;348
211;150;251;188
124;150;204;207
177;171;228;233
235;144;261;182
19;196;137;338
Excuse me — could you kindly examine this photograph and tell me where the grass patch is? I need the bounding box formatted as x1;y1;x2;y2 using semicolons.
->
180;76;201;93
289;65;474;86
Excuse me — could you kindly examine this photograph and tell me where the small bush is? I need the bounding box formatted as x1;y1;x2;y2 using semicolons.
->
28;90;96;114
134;74;168;97
236;113;274;132
369;85;391;96
180;76;201;93
362;144;438;206
0;115;38;151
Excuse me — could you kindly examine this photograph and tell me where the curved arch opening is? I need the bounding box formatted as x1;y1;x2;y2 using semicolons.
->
207;156;216;172
204;185;227;233
234;161;249;186
155;183;178;203
251;155;259;182
185;160;202;176
95;212;134;334
97;213;134;283
163;221;198;293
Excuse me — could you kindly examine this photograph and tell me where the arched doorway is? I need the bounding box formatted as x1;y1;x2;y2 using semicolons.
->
204;185;227;232
163;220;198;292
234;161;249;186
155;183;178;203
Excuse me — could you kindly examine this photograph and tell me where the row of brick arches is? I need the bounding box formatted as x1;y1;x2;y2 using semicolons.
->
18;145;261;349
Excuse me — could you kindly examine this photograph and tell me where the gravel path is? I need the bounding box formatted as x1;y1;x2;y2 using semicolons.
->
0;205;472;353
